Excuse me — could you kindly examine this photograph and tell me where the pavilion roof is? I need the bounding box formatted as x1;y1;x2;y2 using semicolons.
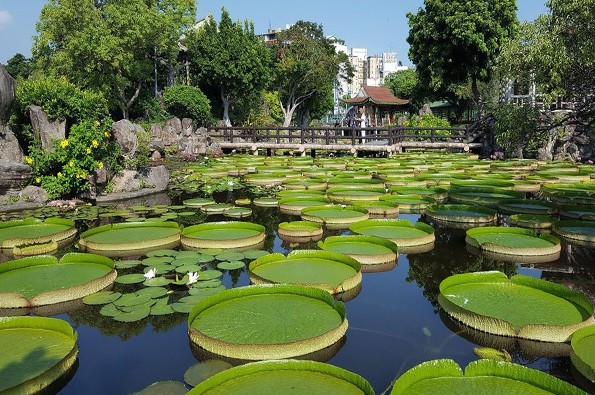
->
342;86;409;106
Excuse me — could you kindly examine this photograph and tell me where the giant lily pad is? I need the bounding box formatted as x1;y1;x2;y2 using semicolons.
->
379;195;436;213
390;359;586;394
571;325;595;382
78;221;181;257
318;235;398;268
497;199;558;215
0;316;78;394
277;221;323;243
301;205;369;230
0;217;77;249
326;187;387;204
466;226;561;260
182;222;266;250
448;187;525;208
349;219;435;253
249;250;362;294
278;197;332;216
187;359;374;395
552;220;595;247
0;253;117;308
509;214;556;230
353;200;400;219
188;284;347;360
425;204;497;224
438;271;595;342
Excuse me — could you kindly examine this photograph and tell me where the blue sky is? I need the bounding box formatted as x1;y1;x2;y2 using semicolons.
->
0;0;549;65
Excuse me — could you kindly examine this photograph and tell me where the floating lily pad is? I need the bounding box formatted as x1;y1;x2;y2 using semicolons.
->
253;197;279;207
509;214;556;230
278;197;332;215
115;259;143;269
215;251;245;262
78;221;182;257
353;200;400;219
188;284;348;360
318;235;398;267
115;273;147;284
0;316;78;394
326;187;387;204
558;204;595;220
223;207;253;218
0;253;117;308
135;287;168;299
570;324;595;382
182;222;266;250
349;219;435;253
438;271;595;342
184;198;216;207
217;261;245;270
278;221;323;243
379;195;436;212
425;204;497;224
301;205;369;230
553;220;595;247
83;291;122;305
146;249;179;258
466;226;561;260
249;250;361;294
0;217;77;250
12;240;59;257
390;359;586;395
497;199;558;215
113;307;151;322
184;360;233;387
187;360;374;395
143;277;172;287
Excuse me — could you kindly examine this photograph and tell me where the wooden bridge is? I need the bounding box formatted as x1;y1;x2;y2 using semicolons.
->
208;125;483;155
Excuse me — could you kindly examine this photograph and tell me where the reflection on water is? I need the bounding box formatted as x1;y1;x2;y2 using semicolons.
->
1;200;594;394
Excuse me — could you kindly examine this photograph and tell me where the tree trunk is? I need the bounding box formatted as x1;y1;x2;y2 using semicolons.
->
472;76;484;118
221;86;232;127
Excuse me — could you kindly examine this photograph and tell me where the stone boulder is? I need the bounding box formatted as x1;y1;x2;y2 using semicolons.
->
29;105;66;152
0;64;14;123
140;165;169;191
0;124;24;163
19;185;48;204
161;117;183;147
112;119;141;157
109;170;142;193
182;118;193;137
108;165;170;194
0;163;32;195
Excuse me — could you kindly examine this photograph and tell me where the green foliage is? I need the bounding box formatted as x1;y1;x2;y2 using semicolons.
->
491;102;544;157
384;69;419;100
405;113;451;136
162;85;212;125
407;0;518;113
4;53;34;80
27;119;123;199
186;8;270;126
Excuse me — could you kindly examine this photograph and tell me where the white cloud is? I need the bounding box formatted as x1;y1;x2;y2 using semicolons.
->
0;10;12;30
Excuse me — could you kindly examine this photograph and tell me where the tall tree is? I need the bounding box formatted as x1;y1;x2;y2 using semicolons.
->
33;0;195;119
406;0;518;115
4;53;34;80
271;21;350;127
186;8;270;126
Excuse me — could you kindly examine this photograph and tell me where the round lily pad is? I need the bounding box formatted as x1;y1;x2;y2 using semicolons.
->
425;204;497;224
0;253;117;308
466;226;561;260
318;235;398;266
553;220;595;247
83;291;122;305
115;273;147;284
188;360;374;394
301;205;369;230
217;261;245;270
188;284;348;360
131;380;187;395
349;219;435;253
0;217;77;249
184;360;233;387
215;251;245;262
78;222;182;257
243;249;269;260
182;222;266;250
509;214;556;230
115;259;143;269
438;271;595;342
570;324;595;382
0;316;78;394
223;207;253;218
390;359;586;395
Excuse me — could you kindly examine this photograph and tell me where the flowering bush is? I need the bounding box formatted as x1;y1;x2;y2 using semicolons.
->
27;119;123;199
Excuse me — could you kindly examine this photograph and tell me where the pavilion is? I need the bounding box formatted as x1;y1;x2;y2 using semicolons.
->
342;86;410;126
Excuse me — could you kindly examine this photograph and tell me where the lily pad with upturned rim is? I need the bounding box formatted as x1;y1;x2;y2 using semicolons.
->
248;250;361;294
465;226;561;258
182;222;266;250
0;217;77;249
438;271;595;342
277;221;323;243
301;205;369;230
497;199;558;215
188;284;348;361
425;204;497;224
570;325;595;382
318;235;398;267
349;219;435;251
187;359;374;395
509;214;556;230
0;316;79;394
0;253;117;308
78;221;182;257
552;220;595;246
390;358;587;395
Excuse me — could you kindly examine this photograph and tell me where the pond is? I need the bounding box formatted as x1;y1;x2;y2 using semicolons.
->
1;156;595;394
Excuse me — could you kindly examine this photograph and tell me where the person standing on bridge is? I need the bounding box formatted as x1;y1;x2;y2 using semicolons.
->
360;110;367;143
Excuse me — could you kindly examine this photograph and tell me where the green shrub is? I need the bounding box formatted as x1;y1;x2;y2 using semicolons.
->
27;119;123;199
491;102;543;157
405;113;451;136
162;85;212;125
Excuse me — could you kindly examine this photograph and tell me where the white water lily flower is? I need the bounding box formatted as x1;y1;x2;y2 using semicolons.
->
187;271;199;285
228;181;234;187
144;268;157;279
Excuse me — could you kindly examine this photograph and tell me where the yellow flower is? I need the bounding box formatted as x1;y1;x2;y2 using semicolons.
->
97;161;104;169
57;172;62;178
81;172;87;179
86;148;92;154
92;140;99;148
69;161;74;167
104;132;110;138
95;120;101;126
24;156;33;164
35;177;41;183
60;140;69;148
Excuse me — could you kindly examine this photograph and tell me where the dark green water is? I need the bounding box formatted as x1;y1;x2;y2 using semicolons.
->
1;196;594;394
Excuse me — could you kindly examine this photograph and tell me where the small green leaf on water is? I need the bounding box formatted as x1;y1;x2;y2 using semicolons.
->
184;360;233;387
422;326;432;337
473;347;512;362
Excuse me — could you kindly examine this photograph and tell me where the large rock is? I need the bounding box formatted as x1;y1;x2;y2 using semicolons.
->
0;124;24;163
0;163;32;195
182;118;193;137
109;170;142;193
0;64;14;123
19;185;48;204
140;165;170;191
161;118;182;147
111;119;141;157
29;105;66;152
108;165;169;194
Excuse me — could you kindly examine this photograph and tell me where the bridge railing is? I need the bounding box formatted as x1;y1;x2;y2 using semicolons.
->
208;125;469;146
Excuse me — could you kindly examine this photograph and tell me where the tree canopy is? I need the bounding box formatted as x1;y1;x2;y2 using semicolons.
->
407;0;518;114
271;21;351;127
33;0;195;119
185;8;270;126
